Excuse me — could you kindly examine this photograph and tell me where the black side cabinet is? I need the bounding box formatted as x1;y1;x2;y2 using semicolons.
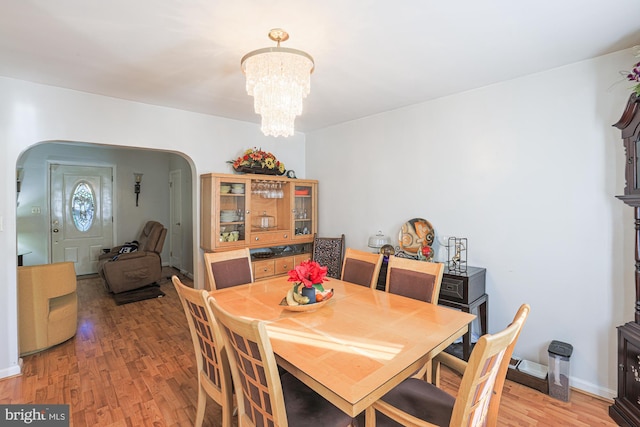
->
438;266;488;361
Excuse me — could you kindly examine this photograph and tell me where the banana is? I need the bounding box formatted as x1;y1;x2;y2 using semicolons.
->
292;284;310;305
286;287;299;306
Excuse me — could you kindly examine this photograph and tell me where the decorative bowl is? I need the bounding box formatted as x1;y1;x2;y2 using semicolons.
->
279;286;334;312
280;298;330;312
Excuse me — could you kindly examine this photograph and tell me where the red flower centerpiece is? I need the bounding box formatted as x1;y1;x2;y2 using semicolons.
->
284;260;333;306
287;259;328;288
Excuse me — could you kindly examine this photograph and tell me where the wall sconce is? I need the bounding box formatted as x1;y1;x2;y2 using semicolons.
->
134;173;143;206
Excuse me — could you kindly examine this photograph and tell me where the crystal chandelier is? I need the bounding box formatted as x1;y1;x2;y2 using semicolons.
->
241;29;314;137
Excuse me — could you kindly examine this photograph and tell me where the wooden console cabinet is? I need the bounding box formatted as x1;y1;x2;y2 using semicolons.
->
200;173;317;281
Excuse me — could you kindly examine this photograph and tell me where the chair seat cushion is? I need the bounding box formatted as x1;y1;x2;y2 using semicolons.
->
281;372;353;426
376;378;455;427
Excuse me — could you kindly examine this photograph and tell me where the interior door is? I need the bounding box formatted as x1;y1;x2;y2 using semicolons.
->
169;169;183;270
50;164;113;275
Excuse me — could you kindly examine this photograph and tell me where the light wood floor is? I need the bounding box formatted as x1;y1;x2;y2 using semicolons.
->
0;268;618;426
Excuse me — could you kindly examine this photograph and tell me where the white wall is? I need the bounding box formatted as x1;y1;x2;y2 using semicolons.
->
306;49;636;398
0;77;306;379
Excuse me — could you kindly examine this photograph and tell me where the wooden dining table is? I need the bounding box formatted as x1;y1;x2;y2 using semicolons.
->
210;276;475;417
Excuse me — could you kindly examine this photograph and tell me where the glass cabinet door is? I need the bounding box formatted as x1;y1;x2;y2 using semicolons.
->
292;181;317;241
217;177;248;247
248;178;292;245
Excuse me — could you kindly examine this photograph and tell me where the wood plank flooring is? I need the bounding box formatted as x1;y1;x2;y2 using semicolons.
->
0;268;618;426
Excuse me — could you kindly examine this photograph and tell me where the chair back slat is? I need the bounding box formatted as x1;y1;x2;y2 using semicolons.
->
184;299;223;385
222;324;275;426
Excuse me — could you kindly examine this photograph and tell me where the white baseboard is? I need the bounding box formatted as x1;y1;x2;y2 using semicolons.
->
571;376;616;400
0;362;22;380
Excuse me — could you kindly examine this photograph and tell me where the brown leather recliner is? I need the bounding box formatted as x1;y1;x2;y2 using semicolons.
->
98;221;167;294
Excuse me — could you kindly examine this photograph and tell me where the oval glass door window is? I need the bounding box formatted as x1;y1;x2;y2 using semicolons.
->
71;181;95;232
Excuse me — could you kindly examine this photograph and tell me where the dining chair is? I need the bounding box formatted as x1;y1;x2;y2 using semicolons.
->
341;247;384;288
204;248;253;291
385;256;445;380
385;256;445;304
363;303;530;427
172;276;234;427
430;304;530;426
207;295;355;427
312;233;346;278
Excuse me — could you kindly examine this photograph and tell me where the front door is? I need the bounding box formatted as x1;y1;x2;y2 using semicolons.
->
50;164;113;275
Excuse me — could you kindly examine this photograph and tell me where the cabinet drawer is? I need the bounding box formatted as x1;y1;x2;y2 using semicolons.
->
275;256;295;275
440;277;464;301
253;260;275;279
294;254;311;265
440;267;486;304
250;230;291;245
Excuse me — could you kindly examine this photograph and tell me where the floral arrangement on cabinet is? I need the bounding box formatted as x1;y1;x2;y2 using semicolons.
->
228;147;285;175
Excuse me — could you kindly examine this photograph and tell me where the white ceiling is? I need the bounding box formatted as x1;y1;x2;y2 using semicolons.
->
1;1;639;133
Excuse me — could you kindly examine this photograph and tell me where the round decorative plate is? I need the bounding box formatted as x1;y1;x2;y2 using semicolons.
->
280;298;330;312
398;218;435;254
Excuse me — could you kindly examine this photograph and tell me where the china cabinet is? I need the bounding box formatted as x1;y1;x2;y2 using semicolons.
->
201;173;317;280
610;93;640;427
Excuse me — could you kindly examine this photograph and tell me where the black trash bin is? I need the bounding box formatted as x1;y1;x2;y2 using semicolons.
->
547;340;573;401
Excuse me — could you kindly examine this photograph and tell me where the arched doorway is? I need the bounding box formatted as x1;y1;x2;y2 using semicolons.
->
16;141;194;278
